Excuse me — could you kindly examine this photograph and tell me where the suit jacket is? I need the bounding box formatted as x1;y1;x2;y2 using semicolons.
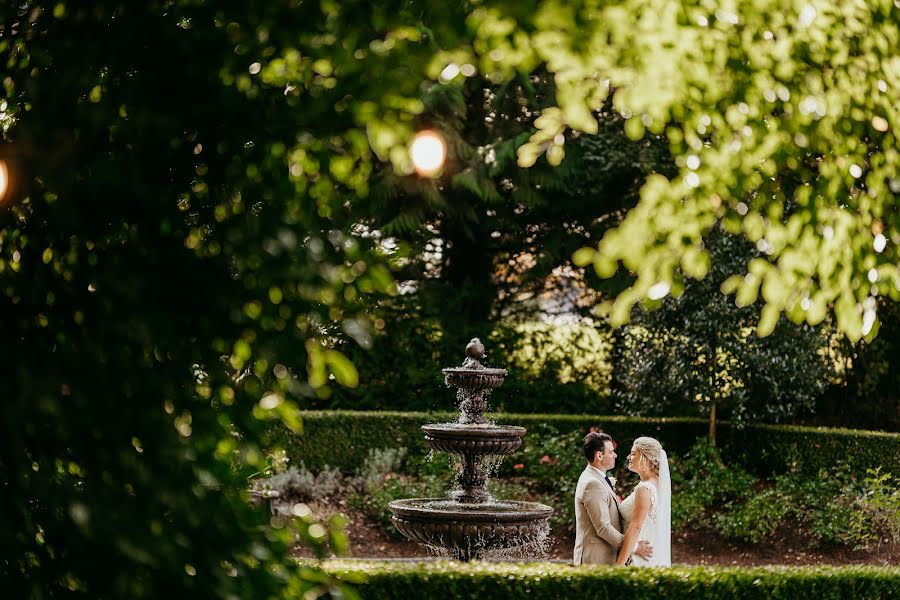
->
573;464;624;565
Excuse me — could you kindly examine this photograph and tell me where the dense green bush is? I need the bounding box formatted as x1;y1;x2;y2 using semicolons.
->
267;412;900;478
321;561;900;599
864;469;900;542
670;439;760;534
321;317;614;414
673;440;899;549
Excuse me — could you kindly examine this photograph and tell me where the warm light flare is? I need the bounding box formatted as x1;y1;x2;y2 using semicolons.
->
410;130;445;177
0;160;8;201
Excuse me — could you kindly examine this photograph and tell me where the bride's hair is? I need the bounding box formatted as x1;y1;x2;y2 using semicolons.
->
632;436;663;474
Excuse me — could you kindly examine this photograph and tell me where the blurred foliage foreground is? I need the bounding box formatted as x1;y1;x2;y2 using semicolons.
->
1;0;899;598
321;561;900;599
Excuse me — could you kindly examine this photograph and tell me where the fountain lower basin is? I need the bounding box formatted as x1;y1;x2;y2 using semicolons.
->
389;498;552;561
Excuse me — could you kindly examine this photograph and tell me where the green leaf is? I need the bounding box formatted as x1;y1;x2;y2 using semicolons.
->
325;350;360;388
572;246;595;267
757;303;780;337
624;117;645;141
593;254;617;278
735;276;760;308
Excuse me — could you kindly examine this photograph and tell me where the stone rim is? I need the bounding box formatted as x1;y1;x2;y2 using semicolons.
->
388;498;553;523
421;423;526;438
442;368;507;391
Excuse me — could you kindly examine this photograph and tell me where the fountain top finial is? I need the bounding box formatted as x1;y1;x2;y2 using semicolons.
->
466;338;485;361
444;338;506;391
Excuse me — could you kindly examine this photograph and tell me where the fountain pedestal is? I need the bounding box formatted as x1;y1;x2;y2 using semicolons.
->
388;339;553;560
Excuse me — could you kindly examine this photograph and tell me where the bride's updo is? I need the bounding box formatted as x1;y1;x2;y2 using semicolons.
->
632;436;664;474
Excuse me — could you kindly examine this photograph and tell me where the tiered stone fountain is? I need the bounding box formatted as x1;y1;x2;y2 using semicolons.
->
388;339;553;560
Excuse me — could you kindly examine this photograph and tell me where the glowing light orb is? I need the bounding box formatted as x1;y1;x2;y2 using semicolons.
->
0;160;7;200
647;281;671;300
410;131;445;176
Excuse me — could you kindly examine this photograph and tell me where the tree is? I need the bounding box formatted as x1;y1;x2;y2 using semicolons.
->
323;74;674;412
610;228;833;444
441;1;899;342
817;296;900;431
343;75;673;377
0;1;461;595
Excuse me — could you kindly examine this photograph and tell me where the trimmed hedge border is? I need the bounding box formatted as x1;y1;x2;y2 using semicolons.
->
322;560;900;599
268;412;900;477
268;412;703;472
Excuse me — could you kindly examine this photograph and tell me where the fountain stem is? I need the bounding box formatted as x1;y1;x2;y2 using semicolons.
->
457;390;489;425
455;455;488;503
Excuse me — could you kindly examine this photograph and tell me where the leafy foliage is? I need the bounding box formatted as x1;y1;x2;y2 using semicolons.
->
325;312;613;413
862;469;900;543
611;228;834;437
354;71;674;379
455;1;900;341
0;1;459;596
3;0;899;594
675;440;899;549
323;560;900;598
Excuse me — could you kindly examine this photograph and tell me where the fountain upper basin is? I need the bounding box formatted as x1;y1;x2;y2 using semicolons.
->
442;367;507;390
422;423;525;456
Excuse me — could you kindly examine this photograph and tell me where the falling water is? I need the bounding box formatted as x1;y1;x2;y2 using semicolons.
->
388;339;553;560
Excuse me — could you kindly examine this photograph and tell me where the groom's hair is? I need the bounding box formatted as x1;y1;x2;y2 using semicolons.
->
583;432;612;462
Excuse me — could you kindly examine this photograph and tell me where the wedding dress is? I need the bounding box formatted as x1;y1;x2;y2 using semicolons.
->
618;451;671;566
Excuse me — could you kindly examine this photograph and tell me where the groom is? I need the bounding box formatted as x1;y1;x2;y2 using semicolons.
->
574;432;652;565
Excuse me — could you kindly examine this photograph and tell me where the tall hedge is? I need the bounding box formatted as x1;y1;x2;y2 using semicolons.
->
321;561;900;599
267;412;900;477
719;423;900;477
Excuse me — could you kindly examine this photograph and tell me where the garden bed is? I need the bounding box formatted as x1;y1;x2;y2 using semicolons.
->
291;500;900;567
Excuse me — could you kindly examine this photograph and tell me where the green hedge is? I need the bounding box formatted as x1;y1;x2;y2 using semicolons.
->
267;412;708;472
718;423;900;477
321;561;900;599
267;412;900;477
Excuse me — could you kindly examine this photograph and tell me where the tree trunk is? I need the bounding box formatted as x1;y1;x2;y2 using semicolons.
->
709;396;717;447
437;214;495;357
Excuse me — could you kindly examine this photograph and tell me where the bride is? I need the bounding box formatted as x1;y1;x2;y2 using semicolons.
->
616;436;671;566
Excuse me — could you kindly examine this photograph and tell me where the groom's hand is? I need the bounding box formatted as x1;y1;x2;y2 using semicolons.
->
634;541;653;559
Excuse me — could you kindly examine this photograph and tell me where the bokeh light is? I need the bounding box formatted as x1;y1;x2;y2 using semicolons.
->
647;281;671;300
409;130;445;177
0;160;8;201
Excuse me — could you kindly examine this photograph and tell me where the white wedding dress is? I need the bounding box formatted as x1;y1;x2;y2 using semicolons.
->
618;451;672;566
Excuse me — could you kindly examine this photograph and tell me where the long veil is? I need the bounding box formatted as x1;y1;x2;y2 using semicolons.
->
655;449;672;566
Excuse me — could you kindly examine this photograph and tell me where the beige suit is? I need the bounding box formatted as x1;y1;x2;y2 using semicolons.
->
573;464;624;565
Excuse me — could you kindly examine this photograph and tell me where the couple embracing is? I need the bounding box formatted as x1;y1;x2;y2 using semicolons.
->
574;432;671;567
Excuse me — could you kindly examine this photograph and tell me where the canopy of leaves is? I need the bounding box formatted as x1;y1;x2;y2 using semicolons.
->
328;75;673;409
362;75;673;324
441;0;899;343
0;0;463;596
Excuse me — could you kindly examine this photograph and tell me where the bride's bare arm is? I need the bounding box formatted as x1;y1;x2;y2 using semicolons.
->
616;486;652;565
